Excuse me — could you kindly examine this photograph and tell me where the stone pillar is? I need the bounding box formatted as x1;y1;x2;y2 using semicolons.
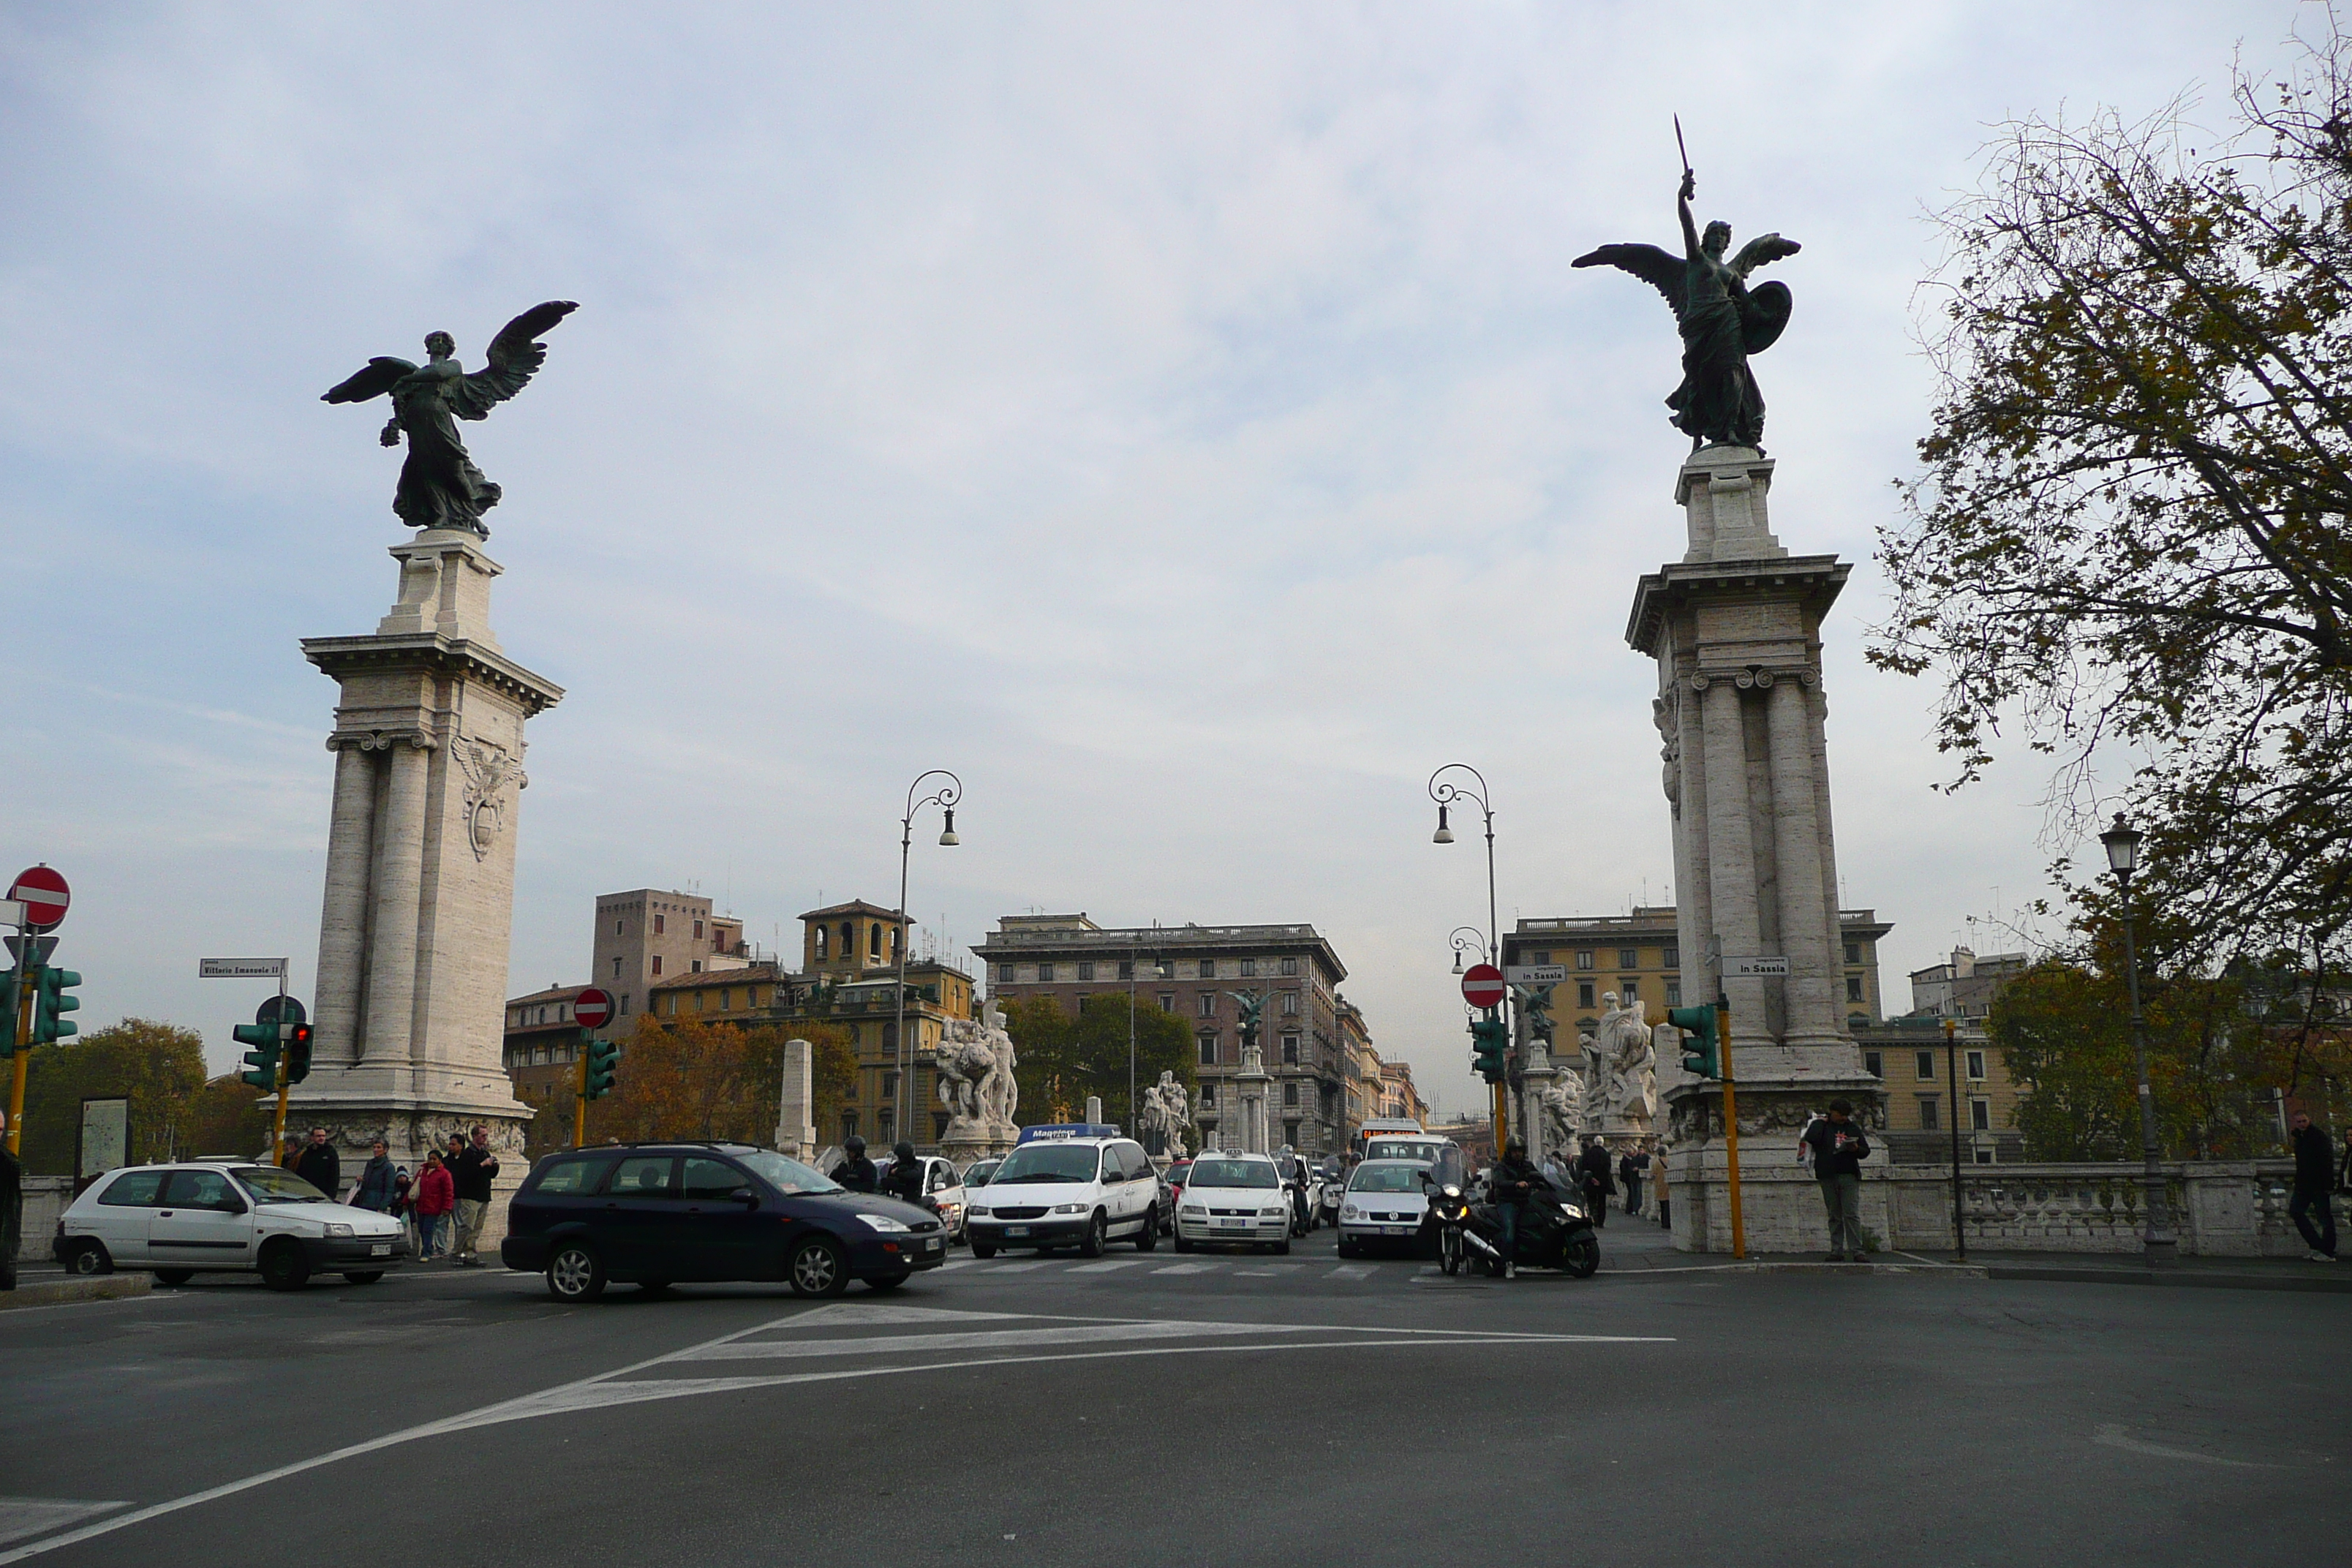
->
776;1038;815;1161
312;742;377;1071
1235;1039;1272;1155
1698;678;1770;1054
1520;1044;1557;1169
1768;675;1840;1050
361;737;429;1065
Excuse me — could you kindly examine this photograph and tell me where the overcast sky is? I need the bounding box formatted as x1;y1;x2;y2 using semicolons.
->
0;1;2296;1112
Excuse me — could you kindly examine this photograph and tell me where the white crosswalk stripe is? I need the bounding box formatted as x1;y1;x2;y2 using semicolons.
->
1329;1264;1376;1279
1067;1259;1146;1273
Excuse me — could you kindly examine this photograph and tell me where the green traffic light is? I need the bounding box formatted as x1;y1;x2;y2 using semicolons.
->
1468;1014;1510;1085
583;1036;619;1100
233;1022;282;1089
1667;1003;1720;1079
32;966;81;1044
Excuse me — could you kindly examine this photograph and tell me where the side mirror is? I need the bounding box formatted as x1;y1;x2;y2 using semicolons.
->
728;1187;761;1207
215;1198;249;1215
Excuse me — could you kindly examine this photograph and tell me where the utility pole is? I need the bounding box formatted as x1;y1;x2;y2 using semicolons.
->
1945;1015;1966;1259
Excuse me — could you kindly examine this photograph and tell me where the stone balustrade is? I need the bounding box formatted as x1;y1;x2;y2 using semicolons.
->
1876;1159;2307;1257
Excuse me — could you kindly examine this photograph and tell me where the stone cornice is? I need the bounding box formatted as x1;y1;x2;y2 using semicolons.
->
301;632;565;716
1624;554;1850;657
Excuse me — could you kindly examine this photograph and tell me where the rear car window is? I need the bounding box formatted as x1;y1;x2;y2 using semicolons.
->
97;1170;168;1207
530;1156;608;1196
609;1156;676;1198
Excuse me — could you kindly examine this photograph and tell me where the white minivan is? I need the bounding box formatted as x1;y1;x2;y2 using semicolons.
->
56;1161;409;1290
965;1126;1161;1258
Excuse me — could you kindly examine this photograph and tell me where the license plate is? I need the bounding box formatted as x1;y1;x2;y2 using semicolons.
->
1217;1218;1249;1228
371;1243;391;1256
1006;1226;1030;1237
1382;1226;1409;1235
924;1239;942;1252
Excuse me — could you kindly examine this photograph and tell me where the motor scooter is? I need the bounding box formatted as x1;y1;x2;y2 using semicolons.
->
1428;1172;1599;1279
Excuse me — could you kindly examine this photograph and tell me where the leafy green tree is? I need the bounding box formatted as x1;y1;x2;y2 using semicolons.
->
17;1019;207;1174
1004;995;1194;1128
180;1072;272;1161
1874;29;2352;1033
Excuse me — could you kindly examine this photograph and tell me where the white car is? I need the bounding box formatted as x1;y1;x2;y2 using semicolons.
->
1335;1158;1435;1257
55;1161;409;1290
1172;1151;1292;1254
965;1129;1161;1257
875;1153;970;1241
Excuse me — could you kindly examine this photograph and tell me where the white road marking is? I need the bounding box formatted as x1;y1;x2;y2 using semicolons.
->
787;1303;1028;1326
979;1260;1052;1273
0;1502;129;1550
1067;1259;1145;1274
1329;1264;1376;1279
2093;1424;2274;1468
1150;1263;1221;1275
682;1320;1316;1361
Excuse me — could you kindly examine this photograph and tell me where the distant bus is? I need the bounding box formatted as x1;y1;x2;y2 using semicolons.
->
1354;1117;1443;1164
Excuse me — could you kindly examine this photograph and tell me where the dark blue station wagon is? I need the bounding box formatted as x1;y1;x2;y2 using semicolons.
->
501;1142;947;1300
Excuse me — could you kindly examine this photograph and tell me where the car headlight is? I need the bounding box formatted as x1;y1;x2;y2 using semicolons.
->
323;1223;354;1238
1179;1204;1205;1215
1051;1202;1088;1215
856;1214;911;1233
1260;1207;1286;1220
969;1205;990;1217
1341;1204;1359;1220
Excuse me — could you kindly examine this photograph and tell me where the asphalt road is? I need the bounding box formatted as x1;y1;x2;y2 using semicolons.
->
4;1226;2345;1567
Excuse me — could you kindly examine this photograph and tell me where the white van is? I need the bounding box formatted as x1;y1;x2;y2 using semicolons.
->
965;1126;1161;1258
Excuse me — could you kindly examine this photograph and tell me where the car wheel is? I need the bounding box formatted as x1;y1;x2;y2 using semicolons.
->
788;1236;850;1298
1274;1237;1292;1256
1173;1231;1194;1253
546;1242;606;1302
152;1268;195;1286
1335;1236;1356;1259
1564;1232;1601;1279
64;1242;112;1276
971;1242;997;1259
342;1271;385;1285
1077;1212;1107;1259
1134;1211;1158;1252
258;1238;312;1292
866;1273;910;1292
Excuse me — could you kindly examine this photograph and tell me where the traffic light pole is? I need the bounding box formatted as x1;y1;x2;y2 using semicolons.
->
575;1028;589;1150
1717;998;1744;1259
5;940;29;1157
270;970;292;1164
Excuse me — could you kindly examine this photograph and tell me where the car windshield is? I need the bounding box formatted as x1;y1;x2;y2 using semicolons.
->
233;1166;328;1204
1349;1162;1428;1193
1166;1163;1192;1184
1365;1139;1440;1162
965;1161;998;1187
1186;1158;1279;1189
991;1145;1101;1184
734;1149;841;1195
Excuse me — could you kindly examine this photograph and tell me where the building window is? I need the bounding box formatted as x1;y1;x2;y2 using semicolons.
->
655;914;665;935
1918;1096;1940;1131
1575;951;1594;970
1282;1035;1300;1065
1158;992;1176;1012
1847;976;1865;1002
1863;1051;1883;1078
612;957;623;979
1074;993;1090;1010
693;991;705;1012
1619;979;1639;1003
1198;993;1217;1017
1240;959;1257;978
1281;992;1300;1016
652;956;663;976
1283;1083;1299;1107
1198;959;1216;979
614;919;624;935
690;960;702;973
1281;957;1298;976
841;921;855;957
1117;960;1134;981
999;964;1015;982
1665;981;1682;1006
1915;1050;1936;1080
1971;1098;1991;1132
868;924;882;960
1662;947;1679;969
882;1071;898;1100
1618;949;1639;969
1974;1147;1994;1165
1199;1083;1217;1108
693;919;704;939
619;994;630;1015
1199;1036;1218;1066
1845;941;1862;965
1966;1050;1986;1080
1039;963;1056;983
719;989;731;1011
746;987;760;1008
1283;1119;1301;1147
1578;981;1596;1008
814;927;828;959
1077;962;1095;981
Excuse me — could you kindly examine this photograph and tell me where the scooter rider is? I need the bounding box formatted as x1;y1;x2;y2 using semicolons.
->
1490;1139;1539;1281
883;1140;925;1205
836;1135;878;1194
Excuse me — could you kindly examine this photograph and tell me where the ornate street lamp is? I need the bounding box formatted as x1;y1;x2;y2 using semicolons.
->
893;769;962;1144
1428;765;1498;962
1449;926;1488;975
2100;813;2177;1264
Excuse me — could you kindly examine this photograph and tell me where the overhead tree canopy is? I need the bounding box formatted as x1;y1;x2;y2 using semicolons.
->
1874;23;2352;1052
1002;995;1195;1131
17;1019;209;1174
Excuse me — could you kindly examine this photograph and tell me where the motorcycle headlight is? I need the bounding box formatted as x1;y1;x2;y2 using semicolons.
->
1051;1202;1088;1215
856;1213;911;1233
1441;1183;1463;1200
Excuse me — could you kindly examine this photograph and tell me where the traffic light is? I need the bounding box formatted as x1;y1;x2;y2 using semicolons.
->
584;1037;619;1100
1469;1014;1509;1084
0;969;18;1053
283;1022;314;1085
234;1022;282;1090
32;966;80;1044
1667;1003;1719;1079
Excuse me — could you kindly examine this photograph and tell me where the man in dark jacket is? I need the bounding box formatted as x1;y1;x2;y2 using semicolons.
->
449;1126;500;1267
1801;1100;1872;1262
2288;1110;2337;1262
351;1140;399;1211
293;1128;339;1198
1619;1148;1651;1218
0;1109;20;1292
1572;1138;1615;1229
1488;1139;1539;1280
836;1135;878;1194
882;1142;925;1205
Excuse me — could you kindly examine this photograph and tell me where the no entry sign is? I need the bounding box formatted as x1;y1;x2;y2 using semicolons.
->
9;866;69;932
574;987;614;1031
1460;962;1506;1011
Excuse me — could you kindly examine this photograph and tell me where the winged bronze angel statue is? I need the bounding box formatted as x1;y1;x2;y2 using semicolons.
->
1574;172;1799;451
323;301;578;537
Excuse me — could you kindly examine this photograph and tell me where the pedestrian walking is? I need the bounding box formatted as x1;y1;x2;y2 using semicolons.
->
293;1127;339;1197
450;1125;500;1267
391;1163;415;1248
1651;1141;1670;1228
1572;1137;1616;1229
412;1152;454;1260
1620;1146;1651;1218
1801;1100;1871;1261
0;1109;20;1292
2287;1110;2337;1262
350;1139;399;1211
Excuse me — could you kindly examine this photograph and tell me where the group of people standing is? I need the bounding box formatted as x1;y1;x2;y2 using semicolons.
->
290;1125;502;1265
1542;1136;1666;1229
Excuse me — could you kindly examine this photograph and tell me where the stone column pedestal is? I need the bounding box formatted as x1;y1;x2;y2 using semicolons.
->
1629;447;1885;1253
292;529;563;1251
775;1038;817;1161
1235;1040;1273;1155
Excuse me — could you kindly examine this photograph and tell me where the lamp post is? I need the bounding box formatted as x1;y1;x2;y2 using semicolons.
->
1943;1015;1965;1259
1448;926;1488;975
1431;764;1507;1153
2100;813;2178;1264
893;769;961;1147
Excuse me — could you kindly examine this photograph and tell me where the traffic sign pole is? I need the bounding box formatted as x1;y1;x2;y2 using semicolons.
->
271;967;293;1164
5;867;69;1156
571;989;614;1150
1719;997;1744;1259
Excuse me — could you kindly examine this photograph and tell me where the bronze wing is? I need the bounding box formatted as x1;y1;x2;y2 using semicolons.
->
451;300;579;420
321;356;418;404
1726;234;1798;354
1570;242;1686;320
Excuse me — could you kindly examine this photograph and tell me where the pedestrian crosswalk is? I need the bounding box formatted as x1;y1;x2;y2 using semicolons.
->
936;1254;1427;1284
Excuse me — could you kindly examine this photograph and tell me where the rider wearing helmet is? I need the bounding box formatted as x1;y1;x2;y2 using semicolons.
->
1490;1138;1539;1281
883;1140;926;1204
836;1134;878;1194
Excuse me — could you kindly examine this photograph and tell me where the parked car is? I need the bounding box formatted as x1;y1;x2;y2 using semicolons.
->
1172;1152;1292;1254
961;1157;1003;1190
1163;1158;1193;1206
55;1161;408;1290
967;1129;1161;1257
1335;1158;1436;1258
874;1153;970;1241
501;1142;946;1300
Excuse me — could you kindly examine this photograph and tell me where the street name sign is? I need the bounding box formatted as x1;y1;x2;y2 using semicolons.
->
1460;963;1507;1010
200;958;289;979
9;867;68;932
1725;955;1790;977
575;987;614;1032
1504;963;1567;987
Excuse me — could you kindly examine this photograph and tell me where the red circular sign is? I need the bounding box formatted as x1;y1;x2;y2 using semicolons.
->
1460;962;1506;1010
574;987;613;1030
10;866;69;932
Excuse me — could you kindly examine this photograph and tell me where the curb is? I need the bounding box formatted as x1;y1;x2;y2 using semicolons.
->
1983;1264;2352;1294
0;1274;154;1311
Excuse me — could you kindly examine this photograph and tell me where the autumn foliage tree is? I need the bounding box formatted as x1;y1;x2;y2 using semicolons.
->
16;1019;209;1174
521;1016;856;1158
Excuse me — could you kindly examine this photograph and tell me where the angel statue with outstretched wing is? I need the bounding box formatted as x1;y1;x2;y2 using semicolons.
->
323;301;578;538
1573;171;1798;451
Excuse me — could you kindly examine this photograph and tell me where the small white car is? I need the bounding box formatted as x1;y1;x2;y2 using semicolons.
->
56;1161;409;1290
1335;1158;1435;1257
1172;1151;1292;1254
965;1129;1162;1257
874;1152;970;1241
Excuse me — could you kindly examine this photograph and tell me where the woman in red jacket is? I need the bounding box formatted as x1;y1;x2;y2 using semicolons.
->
412;1150;456;1261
